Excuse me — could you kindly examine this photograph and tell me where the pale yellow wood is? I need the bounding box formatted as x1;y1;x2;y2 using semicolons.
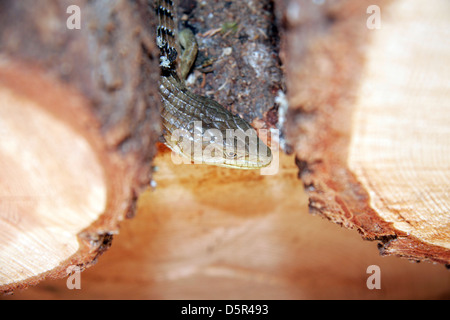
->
349;0;450;249
5;149;450;299
0;86;107;286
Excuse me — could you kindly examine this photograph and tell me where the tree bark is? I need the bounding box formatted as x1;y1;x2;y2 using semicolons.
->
0;0;160;293
278;0;450;264
2;0;449;297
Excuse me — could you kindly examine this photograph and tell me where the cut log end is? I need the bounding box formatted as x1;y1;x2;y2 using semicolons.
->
0;63;94;291
2;0;449;297
0;0;160;293
0;60;131;293
280;0;450;264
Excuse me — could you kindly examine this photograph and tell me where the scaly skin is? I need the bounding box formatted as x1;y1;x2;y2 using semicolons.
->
155;0;272;169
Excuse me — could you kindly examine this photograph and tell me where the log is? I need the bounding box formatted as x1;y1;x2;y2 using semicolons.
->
1;0;283;294
278;0;450;264
4;150;450;299
2;0;449;298
0;0;160;293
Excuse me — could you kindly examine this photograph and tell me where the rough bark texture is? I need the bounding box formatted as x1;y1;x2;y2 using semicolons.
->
177;0;284;128
2;0;449;299
277;0;450;264
0;0;160;293
4;150;450;299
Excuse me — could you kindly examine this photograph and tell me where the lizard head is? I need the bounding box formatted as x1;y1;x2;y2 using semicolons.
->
189;117;273;169
167;121;273;170
212;129;273;169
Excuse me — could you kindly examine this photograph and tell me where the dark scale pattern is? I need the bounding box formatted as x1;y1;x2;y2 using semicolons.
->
154;0;272;168
160;74;254;148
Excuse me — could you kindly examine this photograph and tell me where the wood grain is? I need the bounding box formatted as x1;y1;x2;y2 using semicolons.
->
280;0;450;264
2;0;449;297
4;148;449;299
348;0;450;252
0;0;160;292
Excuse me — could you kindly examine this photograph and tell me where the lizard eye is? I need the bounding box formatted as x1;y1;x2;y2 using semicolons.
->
226;151;237;159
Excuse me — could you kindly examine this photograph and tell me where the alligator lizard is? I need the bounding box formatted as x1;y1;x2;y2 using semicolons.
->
155;0;272;169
